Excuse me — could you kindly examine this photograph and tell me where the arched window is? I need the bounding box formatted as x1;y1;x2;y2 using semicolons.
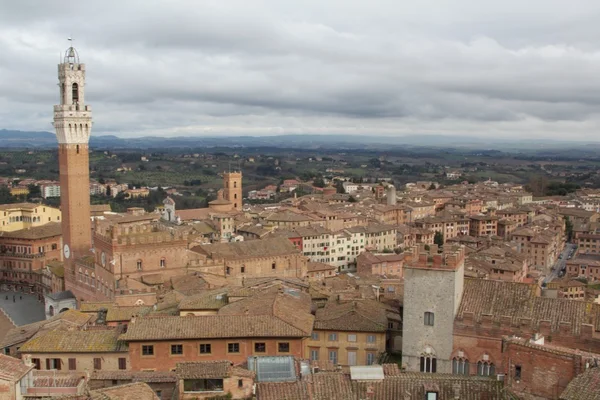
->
137;260;143;270
234;193;237;199
420;356;437;373
477;361;495;376
233;181;237;188
160;258;166;268
72;83;79;104
452;357;469;375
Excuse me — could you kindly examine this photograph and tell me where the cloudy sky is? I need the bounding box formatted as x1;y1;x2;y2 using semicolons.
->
1;0;600;140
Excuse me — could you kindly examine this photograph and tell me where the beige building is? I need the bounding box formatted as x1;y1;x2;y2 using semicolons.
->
0;203;61;232
19;327;128;372
307;299;388;367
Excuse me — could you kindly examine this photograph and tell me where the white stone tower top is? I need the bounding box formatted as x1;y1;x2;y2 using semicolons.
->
53;42;92;144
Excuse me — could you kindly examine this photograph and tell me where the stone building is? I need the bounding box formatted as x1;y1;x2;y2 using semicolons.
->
402;245;466;374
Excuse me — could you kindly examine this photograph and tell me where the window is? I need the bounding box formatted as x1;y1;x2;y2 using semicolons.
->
424;312;435;326
68;358;76;370
32;358;41;370
183;378;224;392
155;390;162;398
426;392;439;400
366;352;376;365
515;365;521;380
118;358;126;370
478;361;495;377
160;259;165;268
420;356;437;373
367;335;376;344
93;358;102;370
310;349;319;361
452;357;469;375
254;342;266;353
46;358;61;370
271;262;276;270
329;350;338;365
347;334;357;342
171;344;183;355
137;260;143;270
348;351;357;366
226;267;231;275
278;342;290;353
199;344;212;354
241;266;245;273
328;333;338;341
142;345;154;356
311;332;319;340
228;343;240;353
238;379;243;388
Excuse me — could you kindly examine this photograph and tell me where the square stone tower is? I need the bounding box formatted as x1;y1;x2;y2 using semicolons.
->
223;171;242;210
401;245;465;373
52;45;92;298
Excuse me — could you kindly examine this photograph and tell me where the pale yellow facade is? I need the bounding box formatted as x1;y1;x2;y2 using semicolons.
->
305;330;385;367
0;203;61;232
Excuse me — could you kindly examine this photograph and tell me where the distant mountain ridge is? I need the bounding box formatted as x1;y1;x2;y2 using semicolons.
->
0;129;598;151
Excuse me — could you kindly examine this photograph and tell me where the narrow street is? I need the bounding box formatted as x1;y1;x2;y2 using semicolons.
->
543;243;576;285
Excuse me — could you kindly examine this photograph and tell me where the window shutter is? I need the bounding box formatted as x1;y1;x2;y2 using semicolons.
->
56;359;62;370
46;359;50;370
68;358;76;370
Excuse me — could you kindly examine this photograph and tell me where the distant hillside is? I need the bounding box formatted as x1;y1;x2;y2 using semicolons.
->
1;129;599;151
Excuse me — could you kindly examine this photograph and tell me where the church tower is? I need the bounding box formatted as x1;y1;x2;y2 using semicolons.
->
223;171;242;210
53;44;92;291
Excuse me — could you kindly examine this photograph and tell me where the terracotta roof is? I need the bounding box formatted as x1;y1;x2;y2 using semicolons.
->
121;315;308;341
256;381;310;400
91;370;177;383
560;367;600;399
218;288;314;335
20;327;127;353
0;354;33;381
314;300;387;332
382;363;402;376
0;310;91;348
351;373;512;400
89;382;160;399
32;371;82;388
175;360;232;379
0;202;39;210
457;279;600;335
308;262;337;272
178;289;229;310
0;222;62;239
192;237;300;259
312;372;354;400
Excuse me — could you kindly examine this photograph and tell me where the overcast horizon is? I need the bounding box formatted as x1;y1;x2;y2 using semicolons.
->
2;1;600;140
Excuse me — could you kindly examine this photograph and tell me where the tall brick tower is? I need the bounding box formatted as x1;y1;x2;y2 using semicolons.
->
223;171;242;210
53;44;92;294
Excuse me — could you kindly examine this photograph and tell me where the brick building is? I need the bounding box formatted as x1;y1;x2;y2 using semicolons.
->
192;237;307;281
502;336;597;399
121;315;310;372
0;223;63;295
356;252;404;277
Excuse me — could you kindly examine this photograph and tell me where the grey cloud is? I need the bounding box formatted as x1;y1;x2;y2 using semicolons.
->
1;0;600;139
